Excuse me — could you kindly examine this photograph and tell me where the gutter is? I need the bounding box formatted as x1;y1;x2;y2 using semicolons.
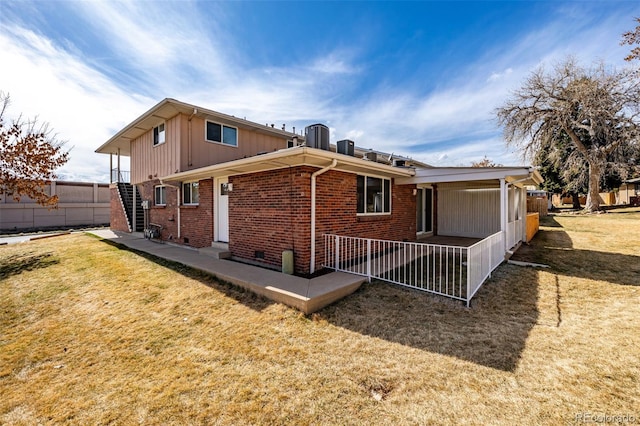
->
310;159;338;274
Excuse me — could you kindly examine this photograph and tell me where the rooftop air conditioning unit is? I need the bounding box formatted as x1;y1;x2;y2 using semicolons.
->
393;159;406;167
337;139;355;156
305;124;330;151
365;151;377;162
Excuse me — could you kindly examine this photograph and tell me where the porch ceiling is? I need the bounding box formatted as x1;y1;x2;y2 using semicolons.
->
161;146;416;183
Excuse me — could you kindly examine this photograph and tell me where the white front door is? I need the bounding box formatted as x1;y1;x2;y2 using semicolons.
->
217;178;229;242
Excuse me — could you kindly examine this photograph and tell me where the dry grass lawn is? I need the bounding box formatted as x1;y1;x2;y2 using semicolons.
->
1;209;640;425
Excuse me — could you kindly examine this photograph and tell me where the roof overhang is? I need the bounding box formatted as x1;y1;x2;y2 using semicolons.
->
396;167;544;187
161;147;416;183
95;98;302;156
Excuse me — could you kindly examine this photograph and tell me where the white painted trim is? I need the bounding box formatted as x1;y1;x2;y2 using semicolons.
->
500;178;507;253
214;176;229;243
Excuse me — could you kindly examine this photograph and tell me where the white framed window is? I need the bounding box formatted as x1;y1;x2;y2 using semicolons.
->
206;120;237;147
153;123;166;146
357;175;391;214
182;182;199;205
154;185;166;206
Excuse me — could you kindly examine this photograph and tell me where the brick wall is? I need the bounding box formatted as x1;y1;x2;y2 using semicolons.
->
179;179;213;247
229;167;417;274
110;186;130;232
229;167;312;274
315;170;416;273
136;178;214;248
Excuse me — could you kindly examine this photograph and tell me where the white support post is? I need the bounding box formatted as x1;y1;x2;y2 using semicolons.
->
110;153;113;183
500;178;507;254
117;148;121;183
334;236;340;271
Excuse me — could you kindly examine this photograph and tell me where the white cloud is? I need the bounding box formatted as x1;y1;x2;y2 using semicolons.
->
0;24;152;182
1;0;636;181
488;68;513;82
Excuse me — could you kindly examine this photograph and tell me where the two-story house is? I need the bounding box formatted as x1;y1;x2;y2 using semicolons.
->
97;98;541;303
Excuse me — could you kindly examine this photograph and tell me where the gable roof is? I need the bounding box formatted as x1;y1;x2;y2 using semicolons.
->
95;98;300;156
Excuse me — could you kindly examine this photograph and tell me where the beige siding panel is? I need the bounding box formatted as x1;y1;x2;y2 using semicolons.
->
438;183;500;238
131;115;181;184
184;117;288;171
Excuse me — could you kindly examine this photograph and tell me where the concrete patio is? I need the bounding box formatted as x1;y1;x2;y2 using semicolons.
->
87;230;365;314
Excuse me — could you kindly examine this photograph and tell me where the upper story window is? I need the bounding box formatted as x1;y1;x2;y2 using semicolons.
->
154;185;166;206
357;175;391;214
206;120;237;147
153;123;166;146
182;182;199;205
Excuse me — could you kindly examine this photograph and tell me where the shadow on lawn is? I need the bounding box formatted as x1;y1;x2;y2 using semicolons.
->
0;251;59;280
98;239;275;312
319;263;541;372
512;215;640;286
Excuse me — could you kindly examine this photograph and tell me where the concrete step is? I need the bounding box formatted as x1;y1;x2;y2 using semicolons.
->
199;246;231;259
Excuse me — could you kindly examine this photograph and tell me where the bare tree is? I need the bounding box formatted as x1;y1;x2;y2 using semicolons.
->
471;156;502;167
622;17;640;62
0;92;69;207
496;58;640;212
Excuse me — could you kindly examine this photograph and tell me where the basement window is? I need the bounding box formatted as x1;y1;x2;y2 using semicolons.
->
153;123;165;146
182;182;199;205
206;120;238;147
154;185;166;206
357;175;390;214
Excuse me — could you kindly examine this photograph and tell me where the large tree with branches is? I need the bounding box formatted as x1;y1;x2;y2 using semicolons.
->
496;58;640;212
0;92;69;207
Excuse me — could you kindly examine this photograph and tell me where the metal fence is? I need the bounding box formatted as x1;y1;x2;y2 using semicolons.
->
111;168;131;183
323;232;505;306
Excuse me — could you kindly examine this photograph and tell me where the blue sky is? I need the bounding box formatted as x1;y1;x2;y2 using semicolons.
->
1;1;638;182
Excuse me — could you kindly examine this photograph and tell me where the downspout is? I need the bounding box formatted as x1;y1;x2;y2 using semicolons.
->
310;159;338;274
188;108;197;167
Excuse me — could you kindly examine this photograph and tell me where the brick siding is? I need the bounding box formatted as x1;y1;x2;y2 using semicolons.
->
135;178;214;248
110;186;130;232
229;167;312;274
229;167;417;274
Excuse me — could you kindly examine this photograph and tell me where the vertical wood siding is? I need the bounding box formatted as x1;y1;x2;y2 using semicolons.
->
182;117;288;171
437;182;500;238
131;115;181;184
130;114;289;184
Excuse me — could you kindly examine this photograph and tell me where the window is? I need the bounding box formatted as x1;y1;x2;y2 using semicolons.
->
153;123;165;146
183;182;199;205
154;185;166;206
206;120;237;146
357;175;391;214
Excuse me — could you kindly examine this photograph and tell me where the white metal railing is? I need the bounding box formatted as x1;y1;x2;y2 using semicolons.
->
111;168;131;183
466;231;504;301
323;232;506;306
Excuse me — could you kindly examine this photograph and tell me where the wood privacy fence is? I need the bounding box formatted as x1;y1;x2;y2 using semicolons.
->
527;196;548;217
526;213;539;243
